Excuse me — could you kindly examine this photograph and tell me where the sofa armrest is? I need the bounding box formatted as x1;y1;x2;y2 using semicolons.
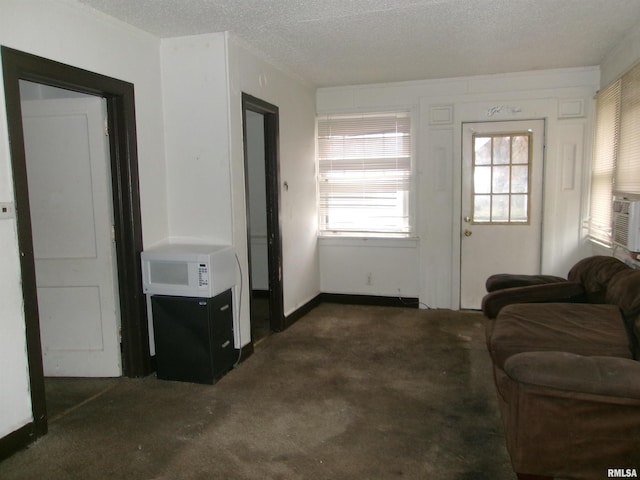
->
504;351;640;399
481;281;585;319
485;273;566;292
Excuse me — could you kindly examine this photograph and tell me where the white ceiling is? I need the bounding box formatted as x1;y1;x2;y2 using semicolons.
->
74;0;640;87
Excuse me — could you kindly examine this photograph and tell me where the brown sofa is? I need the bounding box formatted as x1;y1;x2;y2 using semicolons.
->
482;256;640;480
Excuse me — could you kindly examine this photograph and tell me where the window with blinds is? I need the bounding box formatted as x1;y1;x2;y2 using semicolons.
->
589;80;620;245
317;112;413;236
589;61;640;246
617;66;640;196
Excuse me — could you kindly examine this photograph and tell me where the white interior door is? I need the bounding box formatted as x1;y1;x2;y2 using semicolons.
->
22;96;122;377
460;120;545;309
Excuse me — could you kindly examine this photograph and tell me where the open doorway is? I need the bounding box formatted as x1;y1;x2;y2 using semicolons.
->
241;94;284;342
19;81;123;423
20;81;122;377
2;47;148;447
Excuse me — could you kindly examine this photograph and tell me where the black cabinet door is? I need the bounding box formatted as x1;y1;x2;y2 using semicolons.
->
151;290;235;384
208;289;236;380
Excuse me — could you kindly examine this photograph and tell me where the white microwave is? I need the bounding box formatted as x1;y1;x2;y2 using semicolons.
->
141;243;236;298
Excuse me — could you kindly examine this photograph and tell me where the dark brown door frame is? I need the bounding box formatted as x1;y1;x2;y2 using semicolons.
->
1;47;150;444
241;93;285;332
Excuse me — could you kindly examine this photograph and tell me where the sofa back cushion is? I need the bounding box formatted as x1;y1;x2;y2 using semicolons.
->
490;303;633;367
605;269;640;358
567;256;630;303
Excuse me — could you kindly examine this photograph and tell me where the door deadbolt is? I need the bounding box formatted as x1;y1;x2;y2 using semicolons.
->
464;216;471;223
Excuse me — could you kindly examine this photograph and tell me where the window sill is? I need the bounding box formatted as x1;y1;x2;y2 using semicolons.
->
587;237;612;250
318;235;419;248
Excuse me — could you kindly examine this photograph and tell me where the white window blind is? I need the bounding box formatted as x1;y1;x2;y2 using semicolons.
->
317;112;412;235
589;80;620;245
589;60;640;246
617;65;640;195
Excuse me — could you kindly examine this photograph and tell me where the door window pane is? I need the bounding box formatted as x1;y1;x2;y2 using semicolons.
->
472;132;532;224
474;137;492;165
512;136;530;164
474;195;491;222
474;166;492;194
492;166;510;193
493;136;511;164
511;195;528;222
492;195;510;222
511;165;529;193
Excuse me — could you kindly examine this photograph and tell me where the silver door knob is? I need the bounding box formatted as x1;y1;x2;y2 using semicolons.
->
464;229;472;237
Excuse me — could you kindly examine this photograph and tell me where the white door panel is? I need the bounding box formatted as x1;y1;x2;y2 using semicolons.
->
37;287;104;350
22;96;121;377
460;120;545;309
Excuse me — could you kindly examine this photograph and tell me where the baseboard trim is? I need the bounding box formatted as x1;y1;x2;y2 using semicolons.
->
0;422;39;461
268;292;420;332
284;294;323;329
284;293;419;329
236;342;254;364
320;293;419;308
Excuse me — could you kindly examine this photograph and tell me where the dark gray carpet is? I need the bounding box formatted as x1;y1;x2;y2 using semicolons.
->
250;295;271;344
0;303;514;479
45;377;120;423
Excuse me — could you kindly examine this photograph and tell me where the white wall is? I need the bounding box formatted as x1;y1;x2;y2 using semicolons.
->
161;33;233;246
160;33;319;349
0;0;167;439
317;67;600;309
600;21;640;88
320;237;419;298
160;32;243;351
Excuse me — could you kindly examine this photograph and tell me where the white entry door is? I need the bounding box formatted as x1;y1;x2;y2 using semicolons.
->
22;96;122;377
460;120;545;309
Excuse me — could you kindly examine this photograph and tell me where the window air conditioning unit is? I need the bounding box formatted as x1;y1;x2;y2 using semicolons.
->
613;198;640;252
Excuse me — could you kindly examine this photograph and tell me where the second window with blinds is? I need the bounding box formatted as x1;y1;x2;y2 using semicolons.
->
317;112;413;236
589;62;640;246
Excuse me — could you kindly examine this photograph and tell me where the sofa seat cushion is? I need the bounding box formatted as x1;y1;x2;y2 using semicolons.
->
489;303;633;368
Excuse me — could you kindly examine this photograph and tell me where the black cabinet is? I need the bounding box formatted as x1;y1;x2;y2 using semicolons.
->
151;289;236;384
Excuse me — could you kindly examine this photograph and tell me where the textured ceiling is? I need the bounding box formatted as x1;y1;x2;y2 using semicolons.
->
73;0;640;87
